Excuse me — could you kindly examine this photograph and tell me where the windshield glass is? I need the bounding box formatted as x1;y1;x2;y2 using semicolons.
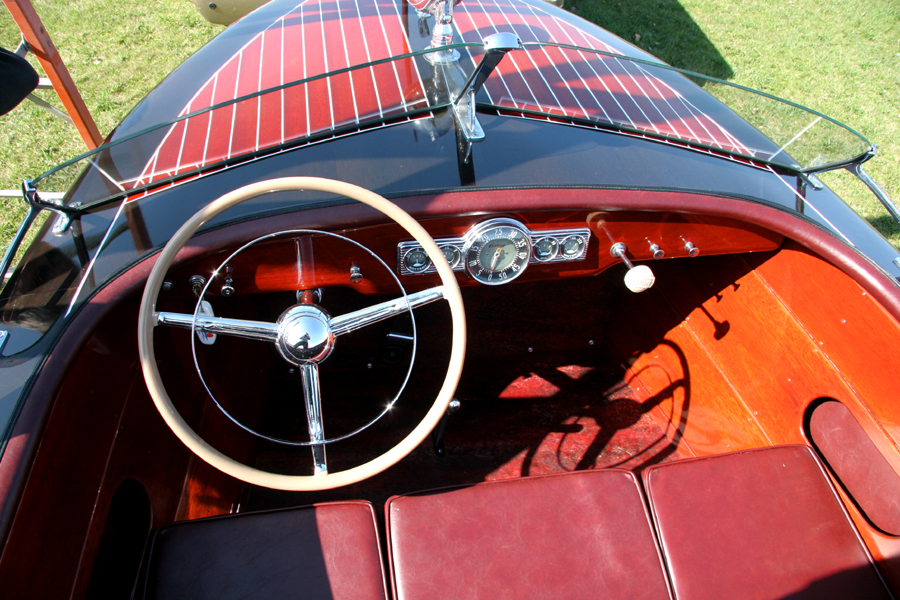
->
32;44;479;208
32;41;871;210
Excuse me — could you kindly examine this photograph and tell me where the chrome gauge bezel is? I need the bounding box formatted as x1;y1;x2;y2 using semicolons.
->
534;236;560;262
397;223;591;283
440;244;461;269
560;234;587;259
402;247;432;273
461;218;533;286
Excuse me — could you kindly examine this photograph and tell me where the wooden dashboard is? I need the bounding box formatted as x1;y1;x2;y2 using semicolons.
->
164;209;783;299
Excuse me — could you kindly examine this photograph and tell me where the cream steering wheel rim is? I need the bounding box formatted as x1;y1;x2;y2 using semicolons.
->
137;177;466;491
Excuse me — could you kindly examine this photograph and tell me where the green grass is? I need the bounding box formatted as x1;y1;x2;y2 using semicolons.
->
2;0;898;252
570;0;900;246
0;0;219;254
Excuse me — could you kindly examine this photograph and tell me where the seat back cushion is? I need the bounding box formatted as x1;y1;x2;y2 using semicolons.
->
144;500;387;600
387;469;672;600
643;445;890;600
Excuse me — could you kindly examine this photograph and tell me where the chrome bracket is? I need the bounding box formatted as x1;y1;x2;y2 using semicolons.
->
798;172;825;191
23;179;79;231
51;201;82;236
451;32;521;145
1;180;79;287
452;89;484;144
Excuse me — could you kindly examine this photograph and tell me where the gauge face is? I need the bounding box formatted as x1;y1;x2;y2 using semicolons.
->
534;237;559;262
463;219;532;285
440;245;461;269
560;235;586;259
403;248;431;273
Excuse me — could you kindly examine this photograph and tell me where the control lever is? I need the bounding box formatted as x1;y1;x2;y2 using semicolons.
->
610;243;655;293
432;399;461;457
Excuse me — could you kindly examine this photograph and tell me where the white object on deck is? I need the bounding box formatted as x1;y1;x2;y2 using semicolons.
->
193;0;269;25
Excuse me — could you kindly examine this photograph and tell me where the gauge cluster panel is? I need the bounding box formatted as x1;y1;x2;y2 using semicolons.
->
397;218;591;285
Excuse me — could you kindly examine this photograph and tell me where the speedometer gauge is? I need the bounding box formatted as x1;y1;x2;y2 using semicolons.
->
462;218;532;285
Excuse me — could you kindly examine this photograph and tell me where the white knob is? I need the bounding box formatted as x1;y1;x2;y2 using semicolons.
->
624;265;655;293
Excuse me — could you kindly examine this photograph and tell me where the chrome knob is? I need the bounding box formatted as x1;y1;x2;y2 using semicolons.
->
684;241;700;258
649;243;665;260
350;264;363;284
221;276;235;296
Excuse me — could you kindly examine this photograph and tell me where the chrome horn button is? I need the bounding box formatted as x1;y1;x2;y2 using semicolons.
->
275;305;335;365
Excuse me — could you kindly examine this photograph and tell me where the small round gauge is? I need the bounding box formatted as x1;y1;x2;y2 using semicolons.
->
440;244;461;269
403;247;432;273
533;237;559;262
463;218;532;285
560;235;586;259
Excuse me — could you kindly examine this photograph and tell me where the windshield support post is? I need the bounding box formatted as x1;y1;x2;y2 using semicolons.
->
451;32;521;145
455;33;522;103
845;148;900;225
795;176;806;214
0;179;87;290
0;197;39;291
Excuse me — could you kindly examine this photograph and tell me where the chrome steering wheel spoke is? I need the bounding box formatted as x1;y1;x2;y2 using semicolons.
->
300;363;327;475
156;287;446;477
156;312;279;342
156;285;445;341
330;286;445;336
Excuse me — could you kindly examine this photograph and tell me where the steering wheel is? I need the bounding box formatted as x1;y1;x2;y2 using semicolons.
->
138;177;466;491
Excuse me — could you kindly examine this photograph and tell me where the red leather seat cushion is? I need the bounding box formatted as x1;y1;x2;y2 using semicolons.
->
643;445;890;600
144;501;387;600
387;469;672;600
